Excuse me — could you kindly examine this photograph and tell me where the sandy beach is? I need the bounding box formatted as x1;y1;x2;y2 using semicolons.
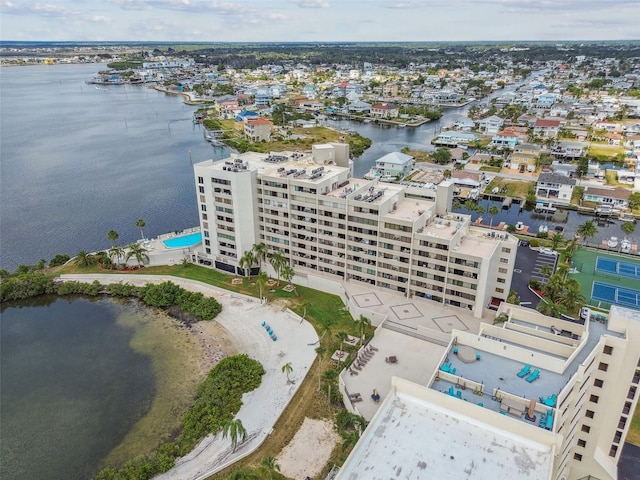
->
58;274;320;479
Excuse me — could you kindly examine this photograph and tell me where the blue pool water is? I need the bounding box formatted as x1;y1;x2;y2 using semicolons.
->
162;232;202;249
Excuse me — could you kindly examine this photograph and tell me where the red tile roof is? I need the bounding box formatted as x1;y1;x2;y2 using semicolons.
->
534;119;560;128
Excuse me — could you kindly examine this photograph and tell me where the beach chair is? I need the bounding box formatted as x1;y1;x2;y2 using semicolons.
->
526;369;540;383
517;364;531;378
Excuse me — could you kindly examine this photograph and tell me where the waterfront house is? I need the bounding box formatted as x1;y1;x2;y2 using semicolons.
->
491;127;525;148
509;151;538;173
477;115;504;134
535;172;576;204
347;100;372;113
243;118;272;143
434;131;478;147
372;151;415;179
604;132;623;145
454;117;475;132
583;186;630;209
371;103;399;119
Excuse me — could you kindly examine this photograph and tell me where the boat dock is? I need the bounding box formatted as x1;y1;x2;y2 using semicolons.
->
502;197;513;209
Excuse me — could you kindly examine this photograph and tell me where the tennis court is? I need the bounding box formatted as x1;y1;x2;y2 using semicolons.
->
595;256;640;279
591;282;640;309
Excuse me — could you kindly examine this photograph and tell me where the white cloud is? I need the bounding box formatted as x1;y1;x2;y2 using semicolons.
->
290;0;329;8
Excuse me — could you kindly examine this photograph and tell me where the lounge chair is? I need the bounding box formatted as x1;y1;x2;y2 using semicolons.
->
517;364;531;378
526;369;540;383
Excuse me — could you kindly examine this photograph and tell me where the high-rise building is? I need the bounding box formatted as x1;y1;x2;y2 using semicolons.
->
193;143;517;318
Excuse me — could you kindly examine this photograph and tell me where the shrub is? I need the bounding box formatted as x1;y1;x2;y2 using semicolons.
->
0;271;57;302
49;254;70;267
107;282;138;297
529;238;540;248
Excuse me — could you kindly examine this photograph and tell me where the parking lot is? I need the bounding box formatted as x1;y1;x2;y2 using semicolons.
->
512;244;558;308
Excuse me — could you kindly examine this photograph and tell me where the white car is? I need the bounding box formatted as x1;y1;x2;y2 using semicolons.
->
539;247;558;256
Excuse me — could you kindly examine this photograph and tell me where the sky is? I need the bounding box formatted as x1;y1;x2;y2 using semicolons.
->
1;0;639;43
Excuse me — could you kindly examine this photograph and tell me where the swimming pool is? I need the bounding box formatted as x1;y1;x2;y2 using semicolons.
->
162;232;202;249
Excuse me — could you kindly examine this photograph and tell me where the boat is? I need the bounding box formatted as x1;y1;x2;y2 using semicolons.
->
516;221;525;231
538;225;548;234
607;236;619;248
398;124;407;128
619;212;636;223
595;204;613;217
621;238;632;253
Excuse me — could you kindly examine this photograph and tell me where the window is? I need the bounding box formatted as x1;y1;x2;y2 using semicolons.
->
499;257;509;264
603;345;613;355
495;287;504;294
202;213;208;220
577;439;586;448
501;247;511;253
589;394;599;404
586;410;595;419
498;267;508;274
594;379;604;388
497;278;506;283
609;446;618;457
573;453;582;461
201;204;207;212
598;362;608;372
581;425;591;433
198;176;204;184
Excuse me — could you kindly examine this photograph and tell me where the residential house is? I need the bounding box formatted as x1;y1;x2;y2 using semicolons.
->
549;103;572;118
513;143;541;156
491;127;526;148
551;141;587;160
382;83;399;97
454;117;475;132
583;186;631;209
371;103;400;119
477;115;504;134
533;118;561;138
347;100;372;113
605;132;623;145
234;110;260;131
372;151;415;179
535;92;558;108
535;172;576;203
594;121;622;133
243;118;272;142
509;151;537;173
288;95;309;107
433;131;478;147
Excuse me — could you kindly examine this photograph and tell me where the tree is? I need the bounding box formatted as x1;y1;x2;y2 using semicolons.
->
259;456;281;480
125;243;149;267
238;250;255;278
539;264;553;282
281;362;293;384
559;279;586;310
550;232;564;250
442;169;452;179
432;147;452;165
108;245;125;268
74;250;96;267
628;192;640;210
280;264;295;286
575;157;589;184
252;242;268;270
107;229;120;247
488;206;499;228
255;271;269;301
221;418;247;453
355;315;371;342
621;221;636;238
268;250;287;285
133;220;145;242
576;220;598;245
537;298;567;318
227;469;259;480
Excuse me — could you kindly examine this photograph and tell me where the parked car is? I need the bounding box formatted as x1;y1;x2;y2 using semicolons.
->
539;247;558;256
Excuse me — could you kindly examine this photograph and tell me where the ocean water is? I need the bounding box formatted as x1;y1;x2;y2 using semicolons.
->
0;296;155;480
0;63;229;271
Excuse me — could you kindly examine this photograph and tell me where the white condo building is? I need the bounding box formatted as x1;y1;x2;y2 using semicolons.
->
193;143;517;319
337;304;640;480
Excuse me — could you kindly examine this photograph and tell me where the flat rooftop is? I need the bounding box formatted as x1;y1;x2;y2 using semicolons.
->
337;382;555;480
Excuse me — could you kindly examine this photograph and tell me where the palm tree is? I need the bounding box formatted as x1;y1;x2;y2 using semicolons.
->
559;279;586;311
621;221;635;239
125;243;149;267
221;418;247;453
539;264;553;282
341;431;361;452
280;264;295;286
135;218;146;240
255;271;269;300
252;242;268;271
227;468;258;480
268;250;287;285
108;245;125;268
564;238;578;263
238;250;255;278
355;315;371;342
488;206;499;228
74;250;95;267
550;232;564;250
281;362;293;384
576;220;598;246
107;229;120;247
258;456;281;480
322;368;339;408
537;298;567;318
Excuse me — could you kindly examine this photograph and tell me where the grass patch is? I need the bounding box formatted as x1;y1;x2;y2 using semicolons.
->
628;402;640;446
605;170;633;188
588;143;625;158
405;149;431;163
479;166;502;172
485;178;534;199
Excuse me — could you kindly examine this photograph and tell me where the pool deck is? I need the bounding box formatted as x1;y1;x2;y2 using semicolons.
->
122;227;201;268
